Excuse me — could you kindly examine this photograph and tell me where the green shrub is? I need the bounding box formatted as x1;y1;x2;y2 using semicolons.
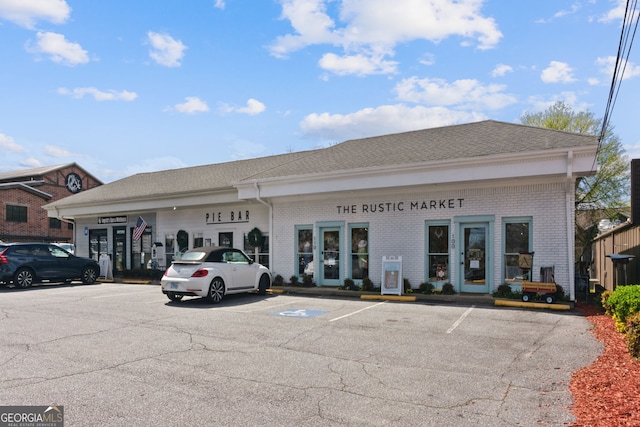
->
273;274;284;286
601;290;613;314
493;283;513;298
289;275;300;286
442;282;456;295
626;312;640;361
403;278;413;293
555;284;566;301
419;282;435;295
343;278;357;290
361;277;374;291
607;285;640;332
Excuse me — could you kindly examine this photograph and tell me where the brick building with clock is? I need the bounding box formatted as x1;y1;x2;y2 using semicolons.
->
0;163;102;243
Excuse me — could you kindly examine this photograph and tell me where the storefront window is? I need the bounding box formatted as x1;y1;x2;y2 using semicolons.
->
219;232;233;248
194;232;204;248
244;231;269;268
503;219;531;282
350;225;369;280
427;223;449;283
132;227;152;269
296;227;313;277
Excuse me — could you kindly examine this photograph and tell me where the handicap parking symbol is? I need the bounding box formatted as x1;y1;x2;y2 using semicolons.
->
271;308;327;318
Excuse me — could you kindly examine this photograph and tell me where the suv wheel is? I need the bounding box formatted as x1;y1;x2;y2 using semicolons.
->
14;268;35;288
81;266;98;285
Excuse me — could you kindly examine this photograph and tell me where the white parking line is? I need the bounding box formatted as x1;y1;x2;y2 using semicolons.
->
91;289;155;299
329;301;387;322
446;305;475;334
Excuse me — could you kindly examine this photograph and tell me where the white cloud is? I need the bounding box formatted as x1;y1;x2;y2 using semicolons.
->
0;0;70;29
492;64;513;77
147;31;187;67
20;157;42;168
0;133;25;152
318;52;398;75
300;104;486;141
599;0;631;23
27;31;89;66
526;91;590;114
170;96;209;114
541;61;576;83
57;87;138;101
44;145;74;158
394;77;517;110
270;0;502;76
119;156;188;178
213;0;225;10
596;56;640;80
220;98;266;115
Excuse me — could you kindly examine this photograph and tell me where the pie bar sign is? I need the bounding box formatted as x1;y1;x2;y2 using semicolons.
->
65;173;82;193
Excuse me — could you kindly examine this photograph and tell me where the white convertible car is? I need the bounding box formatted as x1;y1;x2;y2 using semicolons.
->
161;246;271;303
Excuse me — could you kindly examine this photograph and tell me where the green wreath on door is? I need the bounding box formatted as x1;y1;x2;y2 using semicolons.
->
247;227;263;248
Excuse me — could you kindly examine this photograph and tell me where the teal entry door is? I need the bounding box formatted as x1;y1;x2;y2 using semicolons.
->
460;223;490;293
319;227;341;286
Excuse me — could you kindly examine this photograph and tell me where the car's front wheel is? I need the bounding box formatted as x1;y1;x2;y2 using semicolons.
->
258;274;270;295
14;268;35;288
81;266;98;285
206;277;225;303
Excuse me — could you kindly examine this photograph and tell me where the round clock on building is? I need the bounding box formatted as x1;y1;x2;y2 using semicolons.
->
65;173;83;193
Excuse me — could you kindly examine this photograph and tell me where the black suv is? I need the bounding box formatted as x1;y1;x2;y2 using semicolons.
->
0;243;100;288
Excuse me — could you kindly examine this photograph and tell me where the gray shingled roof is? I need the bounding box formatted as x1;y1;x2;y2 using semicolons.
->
0;162;103;184
246;120;599;179
0;163;70;182
46;150;318;207
44;120;598;208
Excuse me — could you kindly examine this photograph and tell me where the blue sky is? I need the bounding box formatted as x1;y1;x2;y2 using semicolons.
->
0;0;638;183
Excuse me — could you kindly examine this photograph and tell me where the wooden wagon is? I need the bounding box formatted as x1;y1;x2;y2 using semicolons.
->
521;281;557;304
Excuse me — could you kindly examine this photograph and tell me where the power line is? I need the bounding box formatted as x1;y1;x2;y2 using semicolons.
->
599;0;640;146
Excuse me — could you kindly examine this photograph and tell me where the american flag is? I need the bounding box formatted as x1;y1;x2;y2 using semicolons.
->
132;216;147;240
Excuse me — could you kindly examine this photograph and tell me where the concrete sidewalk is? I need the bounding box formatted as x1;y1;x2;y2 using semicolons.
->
269;285;576;310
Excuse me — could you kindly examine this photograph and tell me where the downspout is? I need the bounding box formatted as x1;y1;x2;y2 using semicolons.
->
254;181;273;268
566;151;576;301
54;207;76;244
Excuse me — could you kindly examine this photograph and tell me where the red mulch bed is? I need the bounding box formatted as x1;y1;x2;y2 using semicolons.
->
570;302;640;426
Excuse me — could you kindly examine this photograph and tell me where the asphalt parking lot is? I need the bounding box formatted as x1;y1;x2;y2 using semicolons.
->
0;282;602;426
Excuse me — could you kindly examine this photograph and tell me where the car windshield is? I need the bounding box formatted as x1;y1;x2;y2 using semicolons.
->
180;251;207;262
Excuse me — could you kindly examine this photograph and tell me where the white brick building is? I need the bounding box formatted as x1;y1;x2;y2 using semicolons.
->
43;121;598;300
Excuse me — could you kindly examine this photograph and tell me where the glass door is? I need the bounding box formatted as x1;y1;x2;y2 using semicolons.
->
319;227;341;286
460;223;489;293
113;227;126;274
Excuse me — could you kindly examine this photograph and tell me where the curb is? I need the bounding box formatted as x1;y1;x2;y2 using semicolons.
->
494;299;572;311
361;295;417;302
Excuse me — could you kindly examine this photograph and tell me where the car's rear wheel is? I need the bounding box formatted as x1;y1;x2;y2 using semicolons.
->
14;268;34;288
207;277;225;303
81;266;98;285
167;292;183;302
258;274;270;295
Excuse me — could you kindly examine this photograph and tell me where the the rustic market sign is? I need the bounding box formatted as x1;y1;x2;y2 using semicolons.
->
336;199;464;214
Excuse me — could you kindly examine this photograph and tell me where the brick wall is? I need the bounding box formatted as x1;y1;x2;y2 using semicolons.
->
271;181;571;293
1;165;102;242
